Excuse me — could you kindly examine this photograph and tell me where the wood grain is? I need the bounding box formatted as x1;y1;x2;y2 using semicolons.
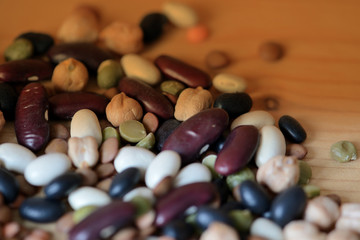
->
1;0;360;238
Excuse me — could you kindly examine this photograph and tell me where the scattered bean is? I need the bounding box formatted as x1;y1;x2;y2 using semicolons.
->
15;175;37;196
250;218;283;240
0;143;36;174
102;126;120;142
259;41;284;62
68;186;111;210
45;138;68;154
303;184;321;199
4;38;33;61
286;143;308;160
119;120;147;143
142;112;159;133
70;109;102;145
96;177;112;192
140;12;169;44
44;172;83;200
75;168;98;186
100;137;119;163
16;32;54;55
3;221;21;238
68;136;99;168
335;203;360;234
264;96;279;110
155;119;181;151
109;167;141;199
330;140;357;163
123;186;155;205
96;163;115;179
283;220;326;240
230;110;275;130
226;167;255;190
205;50;230;69
160;80;186;97
136;132;156;149
278;115;307;143
97;59;124;89
212;73;247;93
174;162;211;187
213;92;252;119
228;209;253;232
199;222;239;240
162;1;198;28
186;24;210;43
327;229;359;240
0;205;12;223
56;211;75;234
73;205;98;224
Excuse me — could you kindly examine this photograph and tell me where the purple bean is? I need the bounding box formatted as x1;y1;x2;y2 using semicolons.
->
155;182;219;227
15;82;49;152
162;108;229;165
0;59;53;83
215;125;259;176
155;55;212;88
118;77;174;119
49;92;109;120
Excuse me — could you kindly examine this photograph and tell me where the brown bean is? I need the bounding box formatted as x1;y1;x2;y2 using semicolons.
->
50;123;70;140
24;229;51;240
259;41;284;62
0;59;53;83
142;112;159;133
112;227;138;240
56;211;75;234
0;193;4;206
15;82;49;152
286;143;308;160
3;222;21;238
0;205;12;224
9;194;25;209
100;137;119;163
15;175;38;196
96;177;112;192
205;50;230;69
45;138;68;154
96;163;116;179
0;111;5;132
76;168;98;186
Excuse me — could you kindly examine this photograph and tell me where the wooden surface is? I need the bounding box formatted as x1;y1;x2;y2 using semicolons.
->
1;0;360;238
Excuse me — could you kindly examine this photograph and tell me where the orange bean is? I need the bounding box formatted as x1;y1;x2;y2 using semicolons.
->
186;24;210;43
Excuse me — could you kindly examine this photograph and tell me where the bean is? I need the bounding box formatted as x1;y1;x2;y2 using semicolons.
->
44;172;83;200
56;212;75;234
173;162;211;187
96;178;112;192
24;153;71;186
68;201;136;240
155;182;219;227
73;205;98;224
0;82;17;120
68;186;111;210
162;219;195;240
270;186;307;227
283;220;325;240
142;112;159;133
213;92;252;118
231;110;275;130
330;140;357;163
102;126;120;142
155;55;211;88
215;125;259;176
15;175;37;196
327;229;359;240
205;50;230;69
119;120;147;143
3;221;21;238
226;167;255;190
100;137;119;163
15;82;49;152
258;41;284;62
0;59;53;82
97;59;124;89
160;80;186;97
195;206;234;230
278;115;307;143
162;108;229;165
286;143;308;160
19;197;66;223
186;24;210;43
68;136;99;168
297;160;312;185
228;209;253;232
16;32;54;55
70;109;102;145
95;163;116;179
118;77;174;119
213;177;231;205
199;222;239;240
0;143;36;174
250;218;283;240
50;123;70;140
75;168;98;187
155;119;181;151
45;138;68;154
0;205;12;224
0;168;19;204
303;184;321;199
162;1;198;28
140;12;168;44
109;168;141;199
4;38;33;61
47;42;113;72
212;73;247;93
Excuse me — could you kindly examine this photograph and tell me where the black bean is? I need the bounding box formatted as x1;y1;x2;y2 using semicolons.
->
220;200;245;213
0;167;19;204
19;197;66;223
213;92;253;118
195;206;234;230
237;180;271;215
213;177;230;205
155;118;181;152
210;129;230;153
162;219;195;240
140;12;169;44
0;82;18;120
278;115;307;143
44;172;83;200
270;185;307;227
16;32;54;55
108;167;141;199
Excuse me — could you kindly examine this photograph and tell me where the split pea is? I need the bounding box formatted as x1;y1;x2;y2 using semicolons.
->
330;140;357;163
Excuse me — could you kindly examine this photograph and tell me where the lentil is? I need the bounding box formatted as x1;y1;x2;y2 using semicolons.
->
4;38;34;61
226;167;255;190
298;160;312;185
102;126;120;142
258;41;284;62
278;115;307;143
212;73;247;93
330;140;357;163
303;184;321;198
205;50;230;69
136;132;156;149
186;24;210;43
119;120;147;143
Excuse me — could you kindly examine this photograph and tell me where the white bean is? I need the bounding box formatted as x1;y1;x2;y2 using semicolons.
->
212;73;247;93
162;1;198;28
123;186;156;205
70;109;102;146
231;110;275;130
0;143;36;174
173;162;211;187
250;218;284;240
68;186;111;210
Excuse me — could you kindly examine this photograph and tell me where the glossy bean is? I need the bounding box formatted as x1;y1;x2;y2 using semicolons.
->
270;185;307;227
16;32;54;55
19;197;66;223
155;119;181;152
0;143;36;174
15;82;49;152
68;201;136;240
140;12;169;44
0;83;17;120
162;219;195;240
68;186;111;210
70;109;102;146
47;42;113;72
173;162;211;187
195;206;234;230
155;182;219;226
118;77;174;119
231;110;275;130
49;92;109;120
155;55;211;88
109;168;141;199
213;92;252;118
215;125;259;176
0;59;53;83
278;115;307;143
162;108;229;165
0;168;19;204
44;172;83;200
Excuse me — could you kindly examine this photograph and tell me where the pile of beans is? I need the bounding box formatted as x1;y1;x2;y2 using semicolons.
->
0;1;359;240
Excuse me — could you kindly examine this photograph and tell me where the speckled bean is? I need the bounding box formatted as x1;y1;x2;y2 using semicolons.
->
70;109;102;145
230;110;275;130
0;167;19;204
173;162;211;187
68;186;111;210
0;143;36;174
109;167;141;199
44;172;83;200
212;73;247;93
250;218;283;240
68;136;99;168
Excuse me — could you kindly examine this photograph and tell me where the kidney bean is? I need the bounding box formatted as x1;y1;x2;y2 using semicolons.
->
155;182;219;227
68;201;136;240
0;143;36;174
213;92;252;118
0;168;19;204
270;185;307;227
278;115;307;143
44;172;83;200
16;32;54;55
154;55;211;88
109;168;141;199
0;59;53;83
195;206;234;230
215;125;259;176
162;108;229;165
0;83;17;120
162;219;195;240
155;118;181;152
118;77;174;119
140;12;168;44
47;42;113;72
68;186;111;210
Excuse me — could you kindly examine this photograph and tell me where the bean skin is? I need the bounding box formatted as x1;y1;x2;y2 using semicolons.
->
0;167;19;204
118;77;174;119
162;108;229;165
109;168;142;199
44;172;83;200
15;82;49;152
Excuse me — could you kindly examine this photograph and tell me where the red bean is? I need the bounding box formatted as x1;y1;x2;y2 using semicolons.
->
215;125;259;176
15;83;49;152
162;108;229;165
155;55;212;88
118;77;174;119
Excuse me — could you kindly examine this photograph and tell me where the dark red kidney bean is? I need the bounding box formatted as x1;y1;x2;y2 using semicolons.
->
0;167;19;204
270;185;307;227
68;201;136;240
44;172;83;200
155;118;181;152
215;125;259;176
140;12;169;44
118;77;174;119
155;55;212;88
236;180;271;216
0;82;18;120
48;92;109;120
195;206;235;230
162;108;229;165
162;219;195;240
16;32;54;55
155;182;219;227
15;82;49;152
47;42;114;72
19;197;66;223
213;92;252;118
0;59;53;83
108;168;141;199
278;115;307;143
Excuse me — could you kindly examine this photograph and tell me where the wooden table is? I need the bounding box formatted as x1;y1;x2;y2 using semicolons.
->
1;0;360;238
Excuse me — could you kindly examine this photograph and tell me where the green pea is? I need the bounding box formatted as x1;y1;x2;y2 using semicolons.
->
201;154;220;178
303;184;321;199
130;196;152;216
330;140;357;163
298;160;312;185
73;205;98;223
102;126;120;143
119;120;147;143
226;167;255;190
229;209;253;232
97;59;124;89
4;38;34;61
136;132;155;149
160;80;186;96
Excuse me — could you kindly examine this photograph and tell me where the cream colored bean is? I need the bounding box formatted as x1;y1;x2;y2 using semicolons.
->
45;138;68;154
230;110;275;130
212;73;247;93
173;162;211;187
250;218;283;240
335;203;360;234
68;136;99;168
256;155;299;193
326;229;359;240
283;220;326;240
199;222;240;240
123;186;156;205
0;143;36;174
121;54;161;85
68;186;111;210
70;109;102;145
174;87;213;121
162;1;198;28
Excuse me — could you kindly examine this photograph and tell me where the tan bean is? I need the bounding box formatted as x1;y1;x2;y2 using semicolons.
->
283;220;326;240
68;136;99;168
45;138;68;154
56;211;75;234
0;205;12;224
0;110;5;132
0;193;4;206
327;229;359;240
153;176;174;197
3;221;21;238
76;167;98;186
95;163;116;179
199;222;239;240
286;143;308;160
112;227;138;240
100;137;119;163
50;123;70;140
15;175;38;196
96;177;112;192
142;112;159;133
24;229;51;240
